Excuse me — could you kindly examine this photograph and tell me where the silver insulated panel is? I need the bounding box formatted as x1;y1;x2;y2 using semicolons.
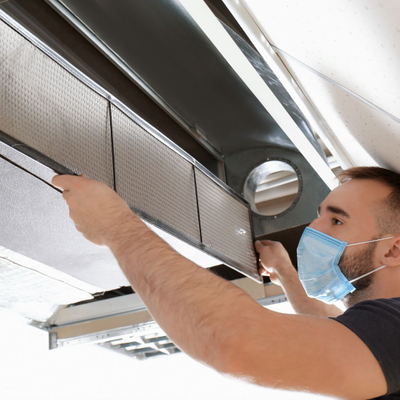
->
111;105;200;242
195;171;258;280
0;20;114;186
0;13;260;282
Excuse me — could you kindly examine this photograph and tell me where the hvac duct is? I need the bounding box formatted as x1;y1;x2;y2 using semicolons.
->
0;12;259;285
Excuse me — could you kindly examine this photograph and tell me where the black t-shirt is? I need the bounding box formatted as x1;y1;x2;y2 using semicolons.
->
333;298;400;399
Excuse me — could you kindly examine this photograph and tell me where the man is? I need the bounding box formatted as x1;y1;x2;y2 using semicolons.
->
52;166;400;399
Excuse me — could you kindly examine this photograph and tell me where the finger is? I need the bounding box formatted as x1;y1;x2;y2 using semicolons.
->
62;190;76;208
52;174;84;190
259;240;277;246
74;223;83;233
255;240;264;253
62;189;70;200
258;265;270;276
255;240;278;252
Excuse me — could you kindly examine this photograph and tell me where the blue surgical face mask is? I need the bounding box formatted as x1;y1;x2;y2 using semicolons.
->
297;227;393;304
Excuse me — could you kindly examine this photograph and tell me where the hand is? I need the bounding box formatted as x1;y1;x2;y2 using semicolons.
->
255;240;295;286
52;174;134;247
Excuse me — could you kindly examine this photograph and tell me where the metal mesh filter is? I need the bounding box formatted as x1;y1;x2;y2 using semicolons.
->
0;16;259;281
195;170;257;278
0;21;114;186
111;105;201;242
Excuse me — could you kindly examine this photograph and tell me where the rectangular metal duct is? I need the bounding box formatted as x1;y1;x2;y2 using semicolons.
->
0;12;259;282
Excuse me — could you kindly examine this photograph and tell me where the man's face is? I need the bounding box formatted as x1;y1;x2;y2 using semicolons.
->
308;179;391;288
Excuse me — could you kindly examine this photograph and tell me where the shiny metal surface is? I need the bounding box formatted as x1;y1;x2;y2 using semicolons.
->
243;160;301;216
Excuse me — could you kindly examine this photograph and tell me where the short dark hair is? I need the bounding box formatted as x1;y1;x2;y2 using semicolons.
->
337;166;400;234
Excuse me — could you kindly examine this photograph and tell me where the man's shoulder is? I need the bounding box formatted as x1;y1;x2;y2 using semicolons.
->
334;297;400;330
345;297;400;315
332;297;400;397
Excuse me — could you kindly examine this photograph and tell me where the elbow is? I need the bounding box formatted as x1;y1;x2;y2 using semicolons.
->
211;330;253;378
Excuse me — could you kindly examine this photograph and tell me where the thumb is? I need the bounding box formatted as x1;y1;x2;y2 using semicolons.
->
255;240;264;253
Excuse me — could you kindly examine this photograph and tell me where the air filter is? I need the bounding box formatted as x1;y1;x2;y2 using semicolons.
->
0;11;259;282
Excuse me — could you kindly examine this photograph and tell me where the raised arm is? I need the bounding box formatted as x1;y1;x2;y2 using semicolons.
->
52;175;387;399
255;240;344;317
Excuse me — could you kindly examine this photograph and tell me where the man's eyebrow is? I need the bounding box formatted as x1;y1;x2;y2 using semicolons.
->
326;205;350;218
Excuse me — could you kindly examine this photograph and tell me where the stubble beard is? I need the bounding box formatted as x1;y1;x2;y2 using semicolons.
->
339;241;377;306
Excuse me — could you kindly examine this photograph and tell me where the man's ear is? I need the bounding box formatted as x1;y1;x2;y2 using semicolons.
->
382;237;400;267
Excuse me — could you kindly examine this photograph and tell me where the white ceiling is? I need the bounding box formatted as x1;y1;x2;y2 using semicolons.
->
226;0;400;171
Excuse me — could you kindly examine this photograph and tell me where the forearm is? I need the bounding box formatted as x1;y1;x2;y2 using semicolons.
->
109;213;267;370
278;267;343;317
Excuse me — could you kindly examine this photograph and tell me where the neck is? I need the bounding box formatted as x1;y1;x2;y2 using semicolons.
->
342;286;375;308
342;265;400;309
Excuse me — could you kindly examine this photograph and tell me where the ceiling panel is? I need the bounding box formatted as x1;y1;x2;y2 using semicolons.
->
241;0;400;119
280;56;400;170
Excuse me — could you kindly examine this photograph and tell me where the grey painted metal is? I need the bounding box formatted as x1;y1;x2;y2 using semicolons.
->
43;0;315;158
215;21;331;234
225;148;331;237
44;0;224;163
222;22;326;159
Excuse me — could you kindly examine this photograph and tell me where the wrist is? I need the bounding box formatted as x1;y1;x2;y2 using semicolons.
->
275;261;298;283
106;212;143;255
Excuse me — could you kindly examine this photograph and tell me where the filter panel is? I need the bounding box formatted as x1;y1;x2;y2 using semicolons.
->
0;21;114;186
196;170;257;278
112;105;201;242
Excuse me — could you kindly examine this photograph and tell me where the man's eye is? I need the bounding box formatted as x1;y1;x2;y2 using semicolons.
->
333;218;342;225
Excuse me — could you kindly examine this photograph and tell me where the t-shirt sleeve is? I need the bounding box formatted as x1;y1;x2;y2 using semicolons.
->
332;298;400;395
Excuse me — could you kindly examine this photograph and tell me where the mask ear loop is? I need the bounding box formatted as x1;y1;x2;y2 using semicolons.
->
347;236;395;283
349;265;387;284
347;236;395;247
